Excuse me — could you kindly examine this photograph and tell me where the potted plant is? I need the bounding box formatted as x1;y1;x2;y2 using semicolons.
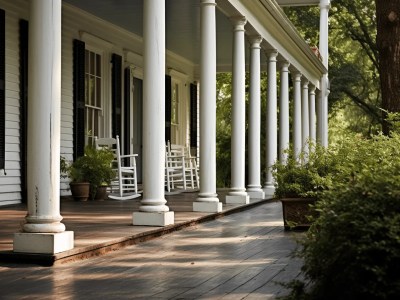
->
65;155;90;202
272;144;334;230
61;146;115;201
82;145;115;201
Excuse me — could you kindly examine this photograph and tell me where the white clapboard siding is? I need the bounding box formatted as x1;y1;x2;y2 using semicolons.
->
0;0;28;205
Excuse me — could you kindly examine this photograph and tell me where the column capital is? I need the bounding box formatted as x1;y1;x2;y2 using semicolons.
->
309;84;317;93
200;0;217;7
278;60;290;70
319;0;331;10
249;35;262;48
230;16;247;31
265;49;278;60
293;71;302;81
302;79;309;87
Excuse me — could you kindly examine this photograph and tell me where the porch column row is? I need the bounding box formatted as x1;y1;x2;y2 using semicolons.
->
293;72;318;161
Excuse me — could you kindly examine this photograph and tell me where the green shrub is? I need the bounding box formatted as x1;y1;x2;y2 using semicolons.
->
283;133;400;299
272;143;335;199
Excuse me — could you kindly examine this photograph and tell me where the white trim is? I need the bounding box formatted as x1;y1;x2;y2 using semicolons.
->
80;31;114;50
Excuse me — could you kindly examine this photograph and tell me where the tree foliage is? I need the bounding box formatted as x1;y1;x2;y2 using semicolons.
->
284;1;382;135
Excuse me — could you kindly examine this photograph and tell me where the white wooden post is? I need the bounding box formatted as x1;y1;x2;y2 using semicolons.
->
302;79;310;157
263;50;278;197
13;0;74;254
247;36;264;200
226;16;249;204
293;72;302;161
279;61;290;164
317;0;330;147
133;0;174;226
194;0;222;212
309;85;317;145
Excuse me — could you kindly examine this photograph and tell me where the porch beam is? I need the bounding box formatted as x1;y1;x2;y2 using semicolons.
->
133;0;174;226
226;16;249;205
13;0;74;254
194;0;222;213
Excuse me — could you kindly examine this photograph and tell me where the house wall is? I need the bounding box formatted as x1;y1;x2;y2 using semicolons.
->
0;0;197;204
0;0;28;206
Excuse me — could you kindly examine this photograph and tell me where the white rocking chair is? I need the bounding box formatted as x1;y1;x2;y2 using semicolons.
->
95;135;141;200
165;141;199;193
165;141;186;194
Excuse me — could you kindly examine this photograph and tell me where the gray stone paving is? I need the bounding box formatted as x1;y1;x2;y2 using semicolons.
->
0;201;304;299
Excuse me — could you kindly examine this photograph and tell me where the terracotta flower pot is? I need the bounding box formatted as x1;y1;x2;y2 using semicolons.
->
93;186;108;201
69;182;90;202
280;197;317;230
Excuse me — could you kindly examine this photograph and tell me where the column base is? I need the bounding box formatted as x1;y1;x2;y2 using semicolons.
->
132;211;174;227
193;201;222;213
263;186;275;198
246;189;265;199
226;194;250;204
13;231;74;254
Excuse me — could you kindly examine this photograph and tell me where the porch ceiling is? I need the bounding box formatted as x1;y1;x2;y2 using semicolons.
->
63;0;325;84
63;0;239;68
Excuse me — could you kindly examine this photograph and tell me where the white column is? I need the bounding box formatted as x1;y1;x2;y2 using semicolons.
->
293;72;302;160
194;0;222;213
279;61;290;164
13;0;74;254
301;79;309;157
226;16;249;204
309;85;316;145
263;50;278;197
318;0;330;147
133;0;174;226
246;36;264;200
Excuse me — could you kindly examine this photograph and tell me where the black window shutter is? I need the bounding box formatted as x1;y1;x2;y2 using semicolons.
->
190;83;198;148
0;9;5;170
124;67;130;156
73;39;85;160
112;54;122;139
165;75;172;143
19;19;28;203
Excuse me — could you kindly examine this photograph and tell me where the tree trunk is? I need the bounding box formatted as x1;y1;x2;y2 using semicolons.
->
376;0;400;134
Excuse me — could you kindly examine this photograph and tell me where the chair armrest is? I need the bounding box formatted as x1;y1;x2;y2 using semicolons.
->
120;154;139;159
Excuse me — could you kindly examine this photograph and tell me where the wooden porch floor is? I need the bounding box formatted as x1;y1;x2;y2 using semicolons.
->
0;192;305;299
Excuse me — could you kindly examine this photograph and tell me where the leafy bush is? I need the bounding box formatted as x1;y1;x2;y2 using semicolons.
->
272;144;335;199
282;132;400;299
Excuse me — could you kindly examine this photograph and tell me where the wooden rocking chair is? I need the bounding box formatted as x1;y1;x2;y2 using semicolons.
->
95;136;141;200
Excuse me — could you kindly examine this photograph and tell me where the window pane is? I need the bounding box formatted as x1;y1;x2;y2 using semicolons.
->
96;77;101;108
85;50;89;73
90;52;95;75
89;75;95;106
96;54;101;77
85;74;89;104
93;109;99;138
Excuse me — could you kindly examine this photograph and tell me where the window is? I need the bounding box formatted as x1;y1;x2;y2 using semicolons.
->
85;49;102;145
